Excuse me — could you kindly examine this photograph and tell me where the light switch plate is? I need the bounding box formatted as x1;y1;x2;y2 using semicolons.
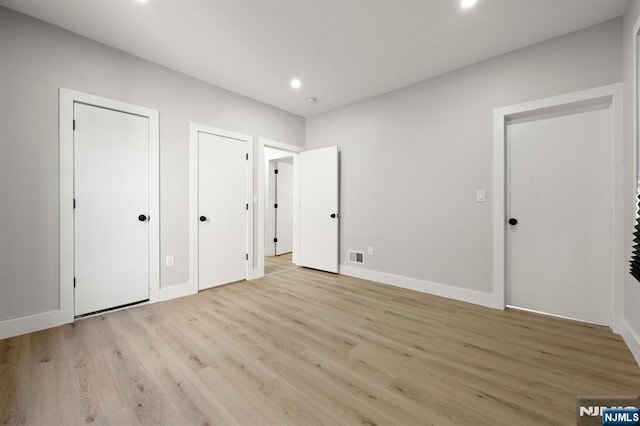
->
476;190;486;203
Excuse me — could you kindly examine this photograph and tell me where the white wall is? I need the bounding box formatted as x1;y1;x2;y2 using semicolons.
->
306;18;622;296
622;0;640;363
0;6;304;322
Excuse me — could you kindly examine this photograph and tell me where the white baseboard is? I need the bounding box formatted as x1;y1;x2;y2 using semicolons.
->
0;282;197;340
158;282;196;302
0;309;70;340
339;265;495;309
619;318;640;367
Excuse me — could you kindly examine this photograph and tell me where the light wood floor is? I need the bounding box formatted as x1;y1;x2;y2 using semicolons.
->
2;268;640;425
264;252;296;276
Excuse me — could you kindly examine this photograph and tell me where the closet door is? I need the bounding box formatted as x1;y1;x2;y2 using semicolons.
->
74;103;150;316
198;131;248;289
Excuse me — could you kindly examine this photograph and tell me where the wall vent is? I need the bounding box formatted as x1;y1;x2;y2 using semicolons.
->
348;250;364;264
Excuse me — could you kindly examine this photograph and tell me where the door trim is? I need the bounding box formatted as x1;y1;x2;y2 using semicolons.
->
60;88;160;319
492;83;623;331
256;138;303;279
189;123;254;290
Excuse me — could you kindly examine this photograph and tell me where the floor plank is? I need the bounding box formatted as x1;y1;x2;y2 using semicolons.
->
2;267;640;425
264;253;296;276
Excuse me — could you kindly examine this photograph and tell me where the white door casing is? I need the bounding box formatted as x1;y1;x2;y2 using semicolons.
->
74;103;151;316
493;84;623;331
189;123;253;291
298;146;340;273
506;102;612;325
59;88;159;324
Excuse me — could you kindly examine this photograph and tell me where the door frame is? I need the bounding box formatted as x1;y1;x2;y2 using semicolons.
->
256;138;303;278
492;83;623;331
60;88;160;320
189;123;254;290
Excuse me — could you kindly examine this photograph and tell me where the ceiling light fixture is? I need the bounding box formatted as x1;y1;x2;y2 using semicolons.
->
460;0;477;9
290;78;302;89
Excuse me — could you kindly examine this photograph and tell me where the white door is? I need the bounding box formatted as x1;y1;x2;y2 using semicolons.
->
74;103;150;316
198;131;248;289
298;146;339;273
275;160;293;255
506;102;612;326
265;160;277;257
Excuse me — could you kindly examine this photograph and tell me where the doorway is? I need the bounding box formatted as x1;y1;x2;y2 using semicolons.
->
59;88;160;321
493;84;623;329
256;140;340;277
264;148;296;275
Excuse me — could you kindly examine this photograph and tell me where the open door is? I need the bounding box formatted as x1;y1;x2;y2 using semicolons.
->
298;146;339;273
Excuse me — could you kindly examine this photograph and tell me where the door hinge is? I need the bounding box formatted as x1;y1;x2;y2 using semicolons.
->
245;253;249;261
73;277;76;288
73;120;76;131
246;153;249;160
273;238;278;243
274;169;278;174
73;199;76;209
274;203;278;209
246;203;249;210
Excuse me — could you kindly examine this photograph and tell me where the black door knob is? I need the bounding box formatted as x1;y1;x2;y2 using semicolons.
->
199;216;207;222
330;213;337;218
508;218;518;226
138;215;148;222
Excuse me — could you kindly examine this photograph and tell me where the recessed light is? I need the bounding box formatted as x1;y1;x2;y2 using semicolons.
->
290;78;302;89
460;0;477;9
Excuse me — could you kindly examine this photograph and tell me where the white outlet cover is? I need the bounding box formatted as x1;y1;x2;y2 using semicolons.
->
166;255;175;267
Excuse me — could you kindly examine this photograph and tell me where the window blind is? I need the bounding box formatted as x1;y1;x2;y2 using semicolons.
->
631;194;640;282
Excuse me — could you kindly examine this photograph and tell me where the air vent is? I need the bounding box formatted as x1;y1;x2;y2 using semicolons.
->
348;250;364;264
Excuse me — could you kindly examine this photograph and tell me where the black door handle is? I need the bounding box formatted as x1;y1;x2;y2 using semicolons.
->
199;216;207;222
508;218;518;226
330;213;338;218
138;215;148;222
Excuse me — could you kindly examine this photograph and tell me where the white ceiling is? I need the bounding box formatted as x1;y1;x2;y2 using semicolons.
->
0;0;628;116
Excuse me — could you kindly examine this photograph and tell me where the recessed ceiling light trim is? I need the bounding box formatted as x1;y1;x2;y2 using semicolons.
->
289;78;302;89
460;0;477;9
